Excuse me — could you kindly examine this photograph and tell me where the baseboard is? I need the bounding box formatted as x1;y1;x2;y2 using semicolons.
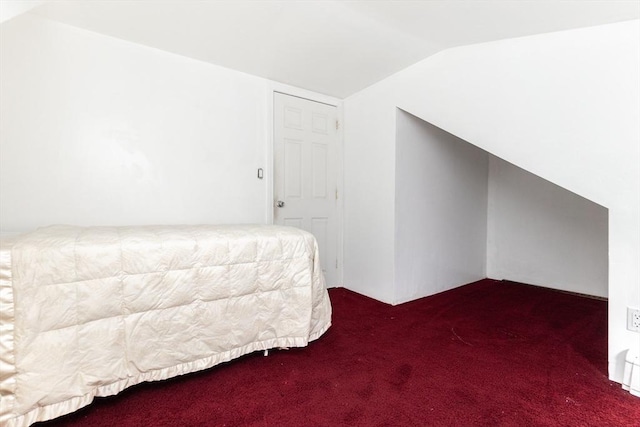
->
496;278;607;301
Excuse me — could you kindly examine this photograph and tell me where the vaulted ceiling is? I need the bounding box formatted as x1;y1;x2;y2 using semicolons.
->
6;0;640;98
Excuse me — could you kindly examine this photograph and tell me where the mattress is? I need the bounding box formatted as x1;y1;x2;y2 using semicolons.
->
0;224;331;427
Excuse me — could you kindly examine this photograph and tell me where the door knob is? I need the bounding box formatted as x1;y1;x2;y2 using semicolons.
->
276;200;285;208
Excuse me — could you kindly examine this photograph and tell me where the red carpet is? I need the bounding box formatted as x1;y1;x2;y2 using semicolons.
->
39;279;640;426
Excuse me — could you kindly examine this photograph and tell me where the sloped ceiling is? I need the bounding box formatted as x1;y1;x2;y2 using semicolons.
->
13;0;640;98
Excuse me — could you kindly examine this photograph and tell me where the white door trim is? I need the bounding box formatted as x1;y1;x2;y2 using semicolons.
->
265;82;343;287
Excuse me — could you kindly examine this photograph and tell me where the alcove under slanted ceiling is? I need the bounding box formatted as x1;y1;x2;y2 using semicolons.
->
394;109;608;304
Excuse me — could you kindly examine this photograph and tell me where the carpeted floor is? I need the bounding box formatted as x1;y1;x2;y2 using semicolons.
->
39;279;640;426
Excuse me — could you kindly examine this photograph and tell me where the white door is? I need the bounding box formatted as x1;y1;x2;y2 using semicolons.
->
274;92;339;287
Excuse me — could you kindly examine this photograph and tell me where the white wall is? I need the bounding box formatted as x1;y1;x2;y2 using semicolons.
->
487;155;608;298
0;1;43;24
0;14;269;232
342;85;397;303
395;110;488;304
343;20;640;384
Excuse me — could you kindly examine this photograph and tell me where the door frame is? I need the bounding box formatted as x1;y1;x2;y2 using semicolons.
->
265;82;344;287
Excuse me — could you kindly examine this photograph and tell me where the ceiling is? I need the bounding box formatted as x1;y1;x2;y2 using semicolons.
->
12;0;640;98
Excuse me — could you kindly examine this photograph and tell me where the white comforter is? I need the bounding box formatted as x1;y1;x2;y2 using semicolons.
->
0;225;331;427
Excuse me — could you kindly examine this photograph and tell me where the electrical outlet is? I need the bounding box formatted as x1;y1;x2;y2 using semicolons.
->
628;308;640;332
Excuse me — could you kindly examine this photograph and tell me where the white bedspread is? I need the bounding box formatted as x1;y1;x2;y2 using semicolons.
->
0;225;331;427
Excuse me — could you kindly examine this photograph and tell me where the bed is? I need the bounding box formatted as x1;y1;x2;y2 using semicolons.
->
0;224;332;427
